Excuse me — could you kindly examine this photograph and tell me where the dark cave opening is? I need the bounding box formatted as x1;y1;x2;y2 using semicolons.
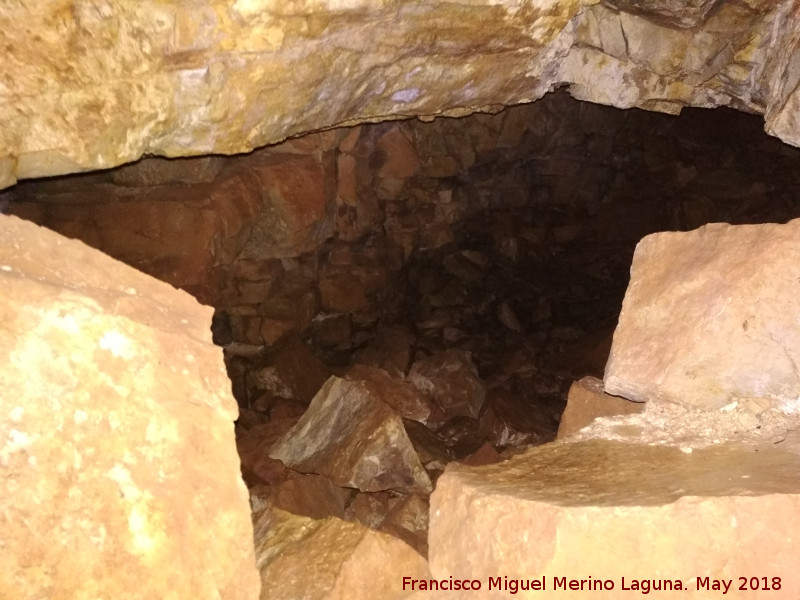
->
5;91;800;553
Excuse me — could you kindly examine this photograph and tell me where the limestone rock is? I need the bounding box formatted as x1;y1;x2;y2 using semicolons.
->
557;376;644;439
408;350;487;419
269;376;432;493
429;438;800;598
253;506;431;600
0;0;587;187
605;219;800;410
0;215;259;599
607;0;724;28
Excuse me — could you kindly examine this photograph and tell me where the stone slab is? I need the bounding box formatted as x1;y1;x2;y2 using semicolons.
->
605;219;800;410
429;437;800;599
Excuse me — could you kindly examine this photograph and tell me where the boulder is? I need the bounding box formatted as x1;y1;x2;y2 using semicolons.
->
408;350;486;419
429;437;800;598
0;215;259;599
269;376;432;493
605;219;800;410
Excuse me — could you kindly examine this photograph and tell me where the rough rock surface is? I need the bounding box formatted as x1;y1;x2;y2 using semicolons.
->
605;218;800;410
250;474;350;520
0;0;586;187
5;0;800;188
557;376;644;439
0;215;259;599
253;506;431;600
269;376;432;493
408;350;487;419
346;364;437;423
429;436;800;598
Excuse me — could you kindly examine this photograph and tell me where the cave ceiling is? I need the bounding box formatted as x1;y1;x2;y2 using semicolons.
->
2;0;800;189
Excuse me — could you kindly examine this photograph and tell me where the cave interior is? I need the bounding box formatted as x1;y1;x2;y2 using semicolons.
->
4;89;800;479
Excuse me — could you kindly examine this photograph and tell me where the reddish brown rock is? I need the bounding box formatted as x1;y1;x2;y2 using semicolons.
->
269;376;432;493
346;364;436;423
458;441;504;467
318;244;389;314
345;491;395;529
430;437;800;599
0;215;259;599
237;418;301;488
252;474;351;520
403;420;453;474
379;493;430;558
605;219;800;410
250;336;331;404
253;507;431;600
408;350;486;419
354;324;416;376
377;126;421;179
557;376;645;439
234;152;334;259
111;155;224;186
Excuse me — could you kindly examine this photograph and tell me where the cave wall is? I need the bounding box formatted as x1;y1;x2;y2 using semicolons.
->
3;0;800;189
6;91;800;370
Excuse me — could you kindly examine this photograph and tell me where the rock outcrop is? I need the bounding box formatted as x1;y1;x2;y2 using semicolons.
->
0;215;259;599
4;0;800;187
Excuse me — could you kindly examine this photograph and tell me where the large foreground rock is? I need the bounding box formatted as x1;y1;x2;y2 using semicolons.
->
0;215;259;599
605;219;800;410
429;437;800;598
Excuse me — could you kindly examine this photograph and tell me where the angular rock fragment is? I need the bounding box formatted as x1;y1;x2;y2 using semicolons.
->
249;336;330;404
479;388;558;448
557;376;644;439
380;493;431;558
408;349;487;419
253;507;431;600
269;376;432;493
250;474;351;520
346;364;437;423
605;219;800;410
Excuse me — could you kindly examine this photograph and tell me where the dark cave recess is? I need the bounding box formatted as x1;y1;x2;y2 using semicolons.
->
4;91;800;450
